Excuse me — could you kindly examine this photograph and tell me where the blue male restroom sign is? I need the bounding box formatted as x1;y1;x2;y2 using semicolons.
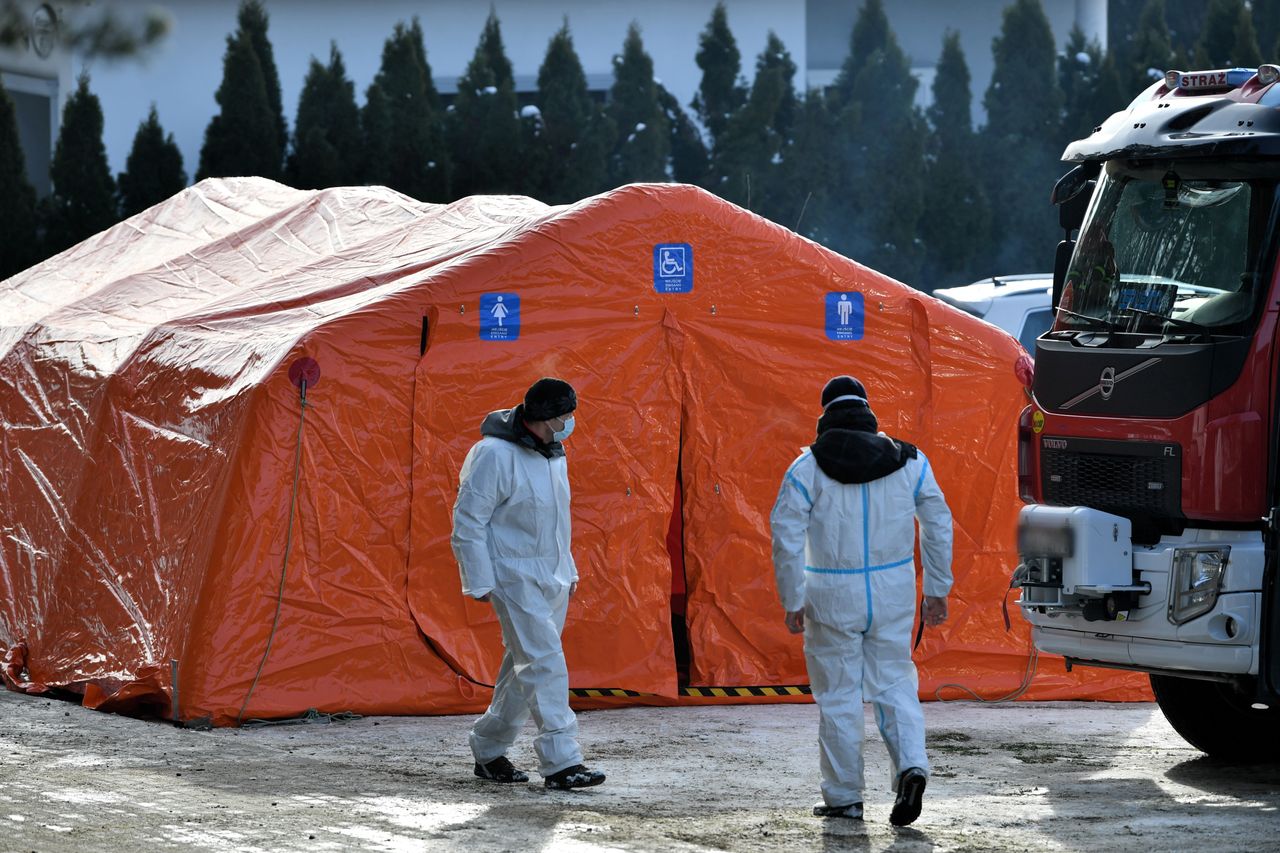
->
825;292;864;341
479;293;520;341
653;243;693;293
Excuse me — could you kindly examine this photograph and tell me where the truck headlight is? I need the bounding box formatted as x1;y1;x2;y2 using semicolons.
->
1168;547;1229;625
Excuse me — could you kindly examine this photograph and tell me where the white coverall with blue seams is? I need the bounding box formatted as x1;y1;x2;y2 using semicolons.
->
771;447;953;807
451;430;583;778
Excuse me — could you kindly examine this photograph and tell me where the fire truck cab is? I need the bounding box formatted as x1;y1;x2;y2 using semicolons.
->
1017;66;1280;761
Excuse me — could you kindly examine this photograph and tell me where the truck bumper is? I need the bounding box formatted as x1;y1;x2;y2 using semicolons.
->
1020;525;1264;677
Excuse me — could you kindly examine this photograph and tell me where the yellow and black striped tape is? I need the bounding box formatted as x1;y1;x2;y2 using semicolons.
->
571;685;811;698
681;685;811;697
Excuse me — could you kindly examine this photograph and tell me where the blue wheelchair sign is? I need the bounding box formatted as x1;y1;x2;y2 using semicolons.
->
653;243;693;293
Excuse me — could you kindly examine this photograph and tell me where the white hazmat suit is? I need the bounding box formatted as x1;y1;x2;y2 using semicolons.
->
771;434;953;808
451;408;583;778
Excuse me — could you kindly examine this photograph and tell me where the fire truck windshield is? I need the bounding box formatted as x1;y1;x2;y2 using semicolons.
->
1053;162;1275;338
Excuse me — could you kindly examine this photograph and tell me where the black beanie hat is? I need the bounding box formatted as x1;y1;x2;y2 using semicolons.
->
820;375;869;409
524;377;577;421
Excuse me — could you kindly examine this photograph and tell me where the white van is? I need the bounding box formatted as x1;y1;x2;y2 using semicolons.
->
932;274;1054;354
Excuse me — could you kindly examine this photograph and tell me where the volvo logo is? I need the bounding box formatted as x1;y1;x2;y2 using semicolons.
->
1060;358;1162;411
1099;367;1116;400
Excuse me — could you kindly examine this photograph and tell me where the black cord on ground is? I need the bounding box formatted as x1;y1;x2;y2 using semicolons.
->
241;708;362;728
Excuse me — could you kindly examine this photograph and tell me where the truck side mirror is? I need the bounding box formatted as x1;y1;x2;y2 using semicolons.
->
1053;240;1074;309
1051;163;1100;233
1059;186;1093;232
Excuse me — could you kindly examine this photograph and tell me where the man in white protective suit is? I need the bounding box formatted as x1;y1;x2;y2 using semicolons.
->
451;377;606;791
770;375;952;826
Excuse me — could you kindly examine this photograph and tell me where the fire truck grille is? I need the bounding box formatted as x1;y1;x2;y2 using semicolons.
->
1041;440;1181;519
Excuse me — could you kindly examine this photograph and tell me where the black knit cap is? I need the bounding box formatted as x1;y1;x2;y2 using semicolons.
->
820;375;869;409
524;377;577;421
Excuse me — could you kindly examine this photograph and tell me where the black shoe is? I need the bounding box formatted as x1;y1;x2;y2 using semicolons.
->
890;767;927;826
813;802;864;820
544;764;606;790
474;756;529;783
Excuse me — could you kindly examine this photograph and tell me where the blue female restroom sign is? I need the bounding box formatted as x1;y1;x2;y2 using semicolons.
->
653;243;693;293
479;293;520;341
825;292;864;340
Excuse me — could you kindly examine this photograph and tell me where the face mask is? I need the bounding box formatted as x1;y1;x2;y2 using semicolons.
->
552;415;575;442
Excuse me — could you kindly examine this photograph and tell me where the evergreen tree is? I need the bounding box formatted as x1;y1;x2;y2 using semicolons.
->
237;0;287;175
985;0;1062;141
43;74;117;255
1093;51;1129;126
981;0;1064;272
196;28;278;180
360;83;392;188
366;19;450;201
830;0;890;111
449;10;522;196
691;2;745;146
1111;0;1205;65
1231;3;1264;67
532;21;613;203
288;43;362;189
769;91;836;243
715;32;796;211
1128;0;1175;94
607;23;669;185
824;0;924;281
1253;0;1280;61
919;31;990;287
1059;26;1119;145
0;77;37;278
846;47;926;281
118;105;186;218
515;102;549;199
1195;0;1247;68
658;84;709;185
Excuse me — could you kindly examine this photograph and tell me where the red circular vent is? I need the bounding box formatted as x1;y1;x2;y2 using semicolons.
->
288;357;321;390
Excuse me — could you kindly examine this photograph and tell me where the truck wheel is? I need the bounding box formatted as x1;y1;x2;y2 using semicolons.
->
1150;674;1280;762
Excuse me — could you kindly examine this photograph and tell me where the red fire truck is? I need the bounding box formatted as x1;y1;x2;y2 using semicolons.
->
1017;65;1280;761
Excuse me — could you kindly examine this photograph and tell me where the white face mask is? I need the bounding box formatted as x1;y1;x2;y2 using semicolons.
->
552;415;575;442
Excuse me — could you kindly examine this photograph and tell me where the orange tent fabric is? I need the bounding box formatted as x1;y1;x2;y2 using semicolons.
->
0;179;1149;727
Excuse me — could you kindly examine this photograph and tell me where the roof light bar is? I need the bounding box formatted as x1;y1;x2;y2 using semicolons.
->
1164;68;1256;92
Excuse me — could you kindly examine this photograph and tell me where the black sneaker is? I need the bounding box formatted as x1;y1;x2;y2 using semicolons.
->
474;756;529;783
889;767;927;826
813;802;864;820
544;764;606;790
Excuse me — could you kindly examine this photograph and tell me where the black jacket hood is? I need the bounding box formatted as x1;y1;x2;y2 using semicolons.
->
480;405;565;459
811;401;915;484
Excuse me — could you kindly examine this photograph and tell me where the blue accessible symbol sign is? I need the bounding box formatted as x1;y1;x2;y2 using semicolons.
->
479;293;520;341
825;292;864;341
653;243;693;293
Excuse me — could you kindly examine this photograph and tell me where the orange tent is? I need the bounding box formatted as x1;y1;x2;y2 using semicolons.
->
0;179;1149;726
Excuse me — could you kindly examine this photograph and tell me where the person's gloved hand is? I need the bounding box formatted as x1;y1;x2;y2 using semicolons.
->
784;609;805;634
922;595;948;626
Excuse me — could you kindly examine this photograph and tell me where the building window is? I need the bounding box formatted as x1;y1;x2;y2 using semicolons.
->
1;71;56;198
